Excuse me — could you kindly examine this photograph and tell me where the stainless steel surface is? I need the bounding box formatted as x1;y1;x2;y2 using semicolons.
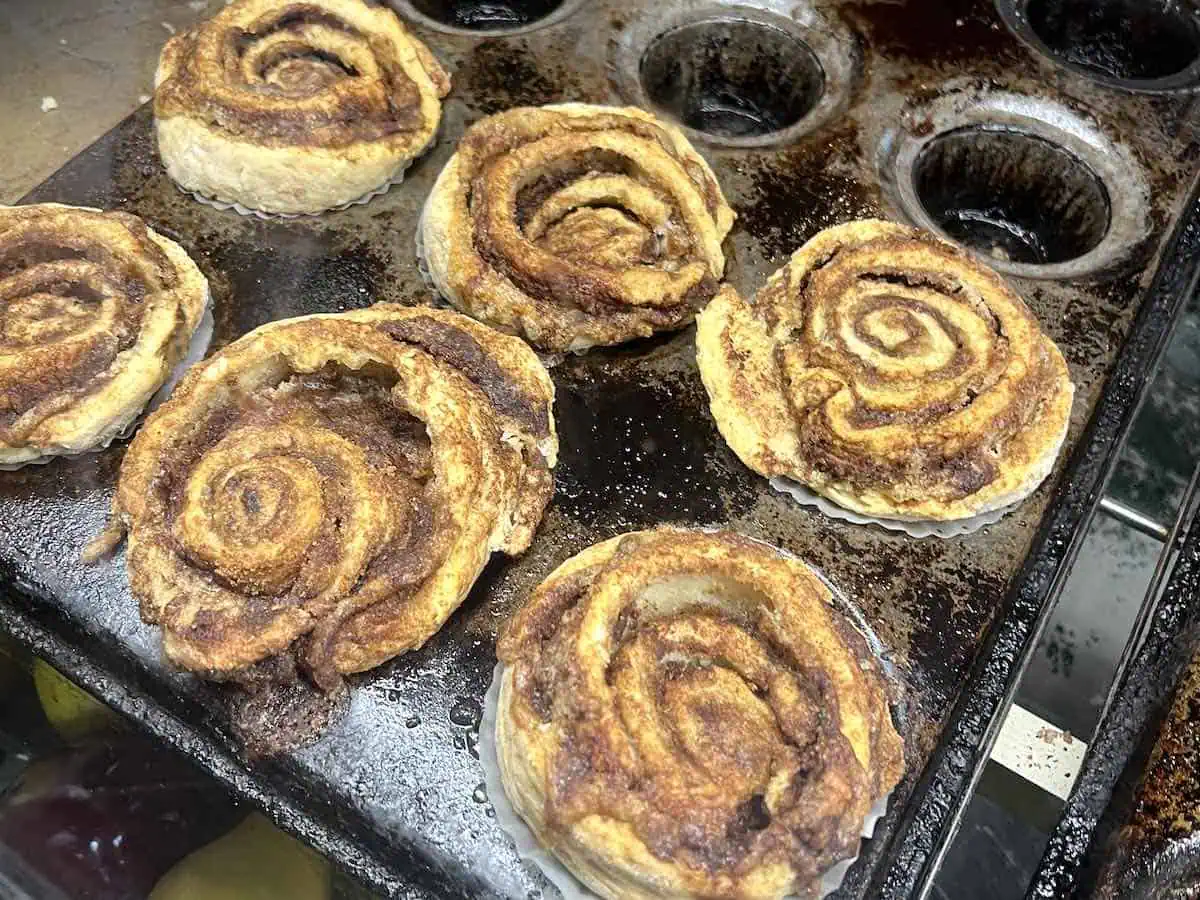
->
0;0;220;204
1098;497;1171;543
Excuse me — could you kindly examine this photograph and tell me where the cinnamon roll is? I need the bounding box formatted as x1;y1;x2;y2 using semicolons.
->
496;528;904;900
105;305;556;686
420;103;736;351
154;0;450;215
696;220;1074;521
0;204;208;467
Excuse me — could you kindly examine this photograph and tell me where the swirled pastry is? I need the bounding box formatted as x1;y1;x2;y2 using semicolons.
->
107;305;556;687
421;103;735;351
0;204;208;467
496;528;903;900
697;220;1074;521
154;0;450;215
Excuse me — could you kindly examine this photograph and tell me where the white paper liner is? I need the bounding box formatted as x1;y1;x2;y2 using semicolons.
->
177;117;443;220
413;196;465;317
480;661;891;900
182;159;412;219
769;476;1016;539
414;193;438;295
0;294;214;470
133;298;215;422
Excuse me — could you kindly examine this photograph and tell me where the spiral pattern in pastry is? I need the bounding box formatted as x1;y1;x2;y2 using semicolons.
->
111;305;556;685
496;528;904;900
421;103;736;352
696;219;1075;521
154;0;450;215
0;203;208;466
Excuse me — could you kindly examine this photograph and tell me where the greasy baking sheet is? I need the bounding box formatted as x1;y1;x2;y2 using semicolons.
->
1028;467;1200;899
3;1;1200;898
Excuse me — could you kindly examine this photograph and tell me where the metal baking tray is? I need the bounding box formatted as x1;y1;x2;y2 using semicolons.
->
1027;464;1200;899
3;0;1200;897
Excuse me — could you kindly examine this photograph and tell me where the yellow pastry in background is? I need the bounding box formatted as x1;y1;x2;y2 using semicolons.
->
149;814;329;900
33;659;123;743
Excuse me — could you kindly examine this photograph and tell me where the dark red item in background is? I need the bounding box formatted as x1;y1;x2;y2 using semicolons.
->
0;739;241;900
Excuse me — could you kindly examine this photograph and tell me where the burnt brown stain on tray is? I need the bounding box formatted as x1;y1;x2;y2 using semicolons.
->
458;39;581;114
204;233;394;336
2;0;1200;898
737;121;879;261
554;357;758;527
842;0;1024;68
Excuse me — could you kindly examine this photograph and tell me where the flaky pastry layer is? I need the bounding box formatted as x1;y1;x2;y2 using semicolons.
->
108;305;556;685
422;103;735;351
154;0;450;214
497;528;904;900
697;219;1075;521
0;203;207;465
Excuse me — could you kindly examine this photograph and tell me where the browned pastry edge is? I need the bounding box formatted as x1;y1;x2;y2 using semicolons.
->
0;203;207;465
697;219;1075;521
104;304;556;689
153;0;449;214
155;0;449;149
421;103;735;352
497;528;904;900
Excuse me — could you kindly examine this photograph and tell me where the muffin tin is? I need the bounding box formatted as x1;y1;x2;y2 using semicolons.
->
3;0;1200;897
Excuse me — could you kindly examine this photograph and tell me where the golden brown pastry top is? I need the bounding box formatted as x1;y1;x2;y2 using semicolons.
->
0;203;207;463
422;103;735;351
155;0;449;148
497;528;903;899
696;219;1075;521
110;304;556;686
